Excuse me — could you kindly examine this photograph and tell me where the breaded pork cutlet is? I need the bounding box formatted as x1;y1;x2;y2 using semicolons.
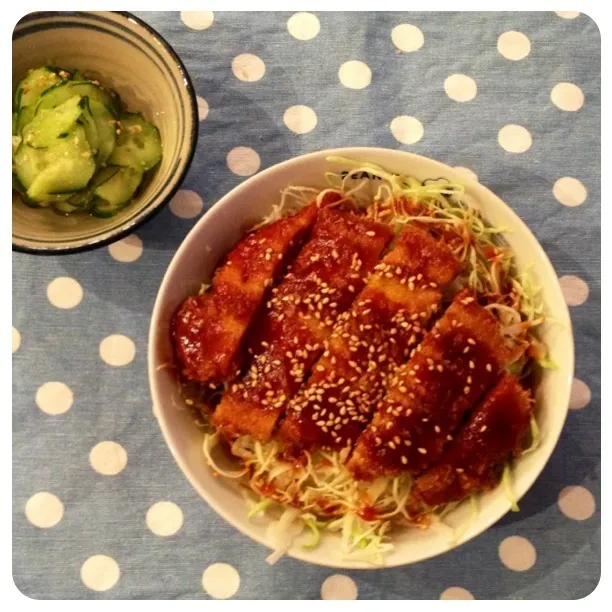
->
410;372;532;511
347;289;516;480
211;208;393;442
172;204;318;385
279;224;461;453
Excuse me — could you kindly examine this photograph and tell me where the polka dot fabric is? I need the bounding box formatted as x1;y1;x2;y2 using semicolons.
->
12;11;600;600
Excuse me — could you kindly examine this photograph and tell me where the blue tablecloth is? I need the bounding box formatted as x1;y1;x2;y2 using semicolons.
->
12;11;600;599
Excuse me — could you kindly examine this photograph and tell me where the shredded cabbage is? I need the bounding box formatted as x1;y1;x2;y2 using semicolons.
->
502;464;520;512
522;415;541;456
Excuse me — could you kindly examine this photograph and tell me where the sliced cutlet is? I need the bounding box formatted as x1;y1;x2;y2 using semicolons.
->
211;208;394;442
279;224;461;453
347;289;516;480
410;372;532;510
172;204;318;384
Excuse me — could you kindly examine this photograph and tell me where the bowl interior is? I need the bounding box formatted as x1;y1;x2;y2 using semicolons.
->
149;147;574;568
12;11;196;252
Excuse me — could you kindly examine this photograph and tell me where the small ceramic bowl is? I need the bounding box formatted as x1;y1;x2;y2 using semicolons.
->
149;148;574;568
12;11;198;254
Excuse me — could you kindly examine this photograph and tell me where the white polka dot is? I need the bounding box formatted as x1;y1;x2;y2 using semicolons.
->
25;492;64;528
444;74;477;102
12;326;21;353
569;378;591;410
81;555;120;592
227;147;261;176
498;536;537;571
283;105;318;134
440;587;475;600
170;189;204;219
287;12;320;41
559;275;589;306
338;61;371;90
453;167;478;182
108;234;143;263
89;441;128;476
391;24;424;52
553;177;587;207
146;501;184;537
551;82;584;111
498;124;532;153
181;11;214;31
321;574;358;600
390;116;424;145
232;54;265;82
556;11;580;19
99;334;135;366
558;486;596;520
47;277;83;309
35;381;73;415
202;563;240;599
497;31;531;61
197;96;209;121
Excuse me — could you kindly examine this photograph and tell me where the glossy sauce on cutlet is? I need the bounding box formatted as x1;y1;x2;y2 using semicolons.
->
173;204;317;383
279;225;461;453
412;373;532;508
211;208;393;441
348;290;514;479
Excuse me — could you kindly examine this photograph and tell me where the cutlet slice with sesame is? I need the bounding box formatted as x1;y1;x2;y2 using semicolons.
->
173;204;318;384
212;208;393;442
279;225;461;453
409;372;532;512
347;289;516;480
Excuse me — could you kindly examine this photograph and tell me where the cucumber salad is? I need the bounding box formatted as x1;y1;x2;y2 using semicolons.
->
12;66;162;218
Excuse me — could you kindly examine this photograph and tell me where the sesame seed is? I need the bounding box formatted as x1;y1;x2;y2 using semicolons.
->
469;360;475;369
404;440;412;446
447;435;453;441
388;441;396;449
480;425;488;433
417;447;427;455
467;338;476;345
464;386;470;394
375;436;382;445
401;456;408;465
456;468;464;473
486;363;493;372
366;230;376;236
434;425;441;433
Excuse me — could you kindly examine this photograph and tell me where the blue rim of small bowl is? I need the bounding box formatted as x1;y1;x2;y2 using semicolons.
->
12;11;198;256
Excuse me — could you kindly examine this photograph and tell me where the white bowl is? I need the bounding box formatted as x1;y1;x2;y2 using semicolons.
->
148;147;574;569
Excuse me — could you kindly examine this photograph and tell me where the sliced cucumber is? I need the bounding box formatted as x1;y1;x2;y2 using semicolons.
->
72;70;85;81
108;113;162;171
89;100;116;166
94;166;142;206
35;80;119;117
12;135;21;156
14;68;64;134
53;200;82;215
67;166;120;210
13;143;47;189
22;95;83;148
21;126;95;203
77;97;99;156
14;67;62;112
